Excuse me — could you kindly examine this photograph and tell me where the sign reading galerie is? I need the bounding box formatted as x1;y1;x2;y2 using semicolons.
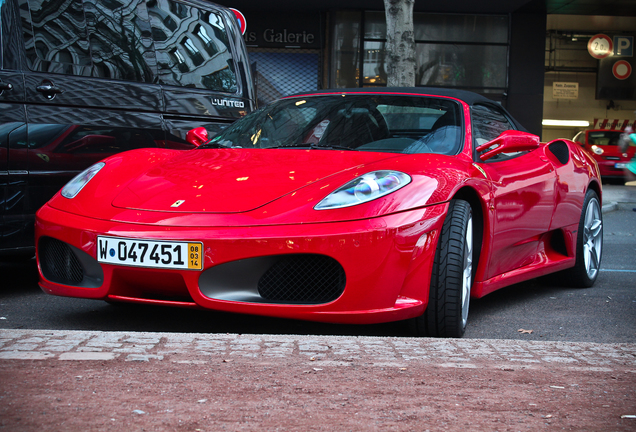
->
241;12;322;49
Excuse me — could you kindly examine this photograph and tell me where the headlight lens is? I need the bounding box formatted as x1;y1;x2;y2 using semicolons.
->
591;145;603;155
315;170;411;210
61;162;105;199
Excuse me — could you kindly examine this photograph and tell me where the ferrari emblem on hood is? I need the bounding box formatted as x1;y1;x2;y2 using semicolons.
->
171;200;185;208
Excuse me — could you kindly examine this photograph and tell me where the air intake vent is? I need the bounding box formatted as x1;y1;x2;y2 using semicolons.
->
258;255;346;304
39;237;84;285
549;141;570;165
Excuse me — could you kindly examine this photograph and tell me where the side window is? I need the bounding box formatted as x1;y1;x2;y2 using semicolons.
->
83;0;158;82
20;0;92;75
472;104;523;161
471;104;515;147
20;0;158;81
148;0;238;93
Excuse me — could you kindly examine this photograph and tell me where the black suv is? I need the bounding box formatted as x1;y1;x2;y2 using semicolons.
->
0;0;256;256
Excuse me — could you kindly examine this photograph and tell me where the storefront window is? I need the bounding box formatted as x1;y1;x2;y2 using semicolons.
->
335;10;509;95
331;10;361;88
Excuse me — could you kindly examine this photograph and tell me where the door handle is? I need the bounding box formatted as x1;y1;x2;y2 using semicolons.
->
36;80;63;99
0;81;13;94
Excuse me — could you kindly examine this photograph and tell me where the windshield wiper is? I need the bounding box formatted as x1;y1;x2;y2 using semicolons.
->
268;143;357;151
198;142;241;149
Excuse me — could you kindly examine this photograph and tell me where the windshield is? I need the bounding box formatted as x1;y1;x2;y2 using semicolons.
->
201;94;463;155
587;131;621;146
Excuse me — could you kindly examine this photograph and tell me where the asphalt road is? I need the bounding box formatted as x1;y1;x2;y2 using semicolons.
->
1;203;634;344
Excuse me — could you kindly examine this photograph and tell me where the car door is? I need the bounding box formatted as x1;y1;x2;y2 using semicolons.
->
19;0;166;216
1;0;30;250
471;104;557;281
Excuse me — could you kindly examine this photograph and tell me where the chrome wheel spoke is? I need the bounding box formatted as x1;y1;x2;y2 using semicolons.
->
461;216;473;326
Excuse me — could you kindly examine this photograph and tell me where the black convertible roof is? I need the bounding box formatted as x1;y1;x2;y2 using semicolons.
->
294;87;528;132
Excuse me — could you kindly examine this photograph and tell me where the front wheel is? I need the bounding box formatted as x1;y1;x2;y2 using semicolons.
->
563;189;603;287
412;199;473;338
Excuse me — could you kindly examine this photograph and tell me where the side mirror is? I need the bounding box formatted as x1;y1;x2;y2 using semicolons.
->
186;127;209;147
476;130;541;161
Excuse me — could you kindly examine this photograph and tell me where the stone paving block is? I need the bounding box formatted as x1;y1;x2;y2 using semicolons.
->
59;352;118;361
126;354;164;362
86;342;123;348
5;343;39;351
0;351;55;360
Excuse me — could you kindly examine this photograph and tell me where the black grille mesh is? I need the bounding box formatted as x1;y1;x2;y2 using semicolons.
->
549;140;570;165
258;255;346;304
39;237;84;285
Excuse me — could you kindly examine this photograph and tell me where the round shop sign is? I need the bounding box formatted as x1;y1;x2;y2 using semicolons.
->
588;34;613;59
230;8;247;35
612;60;632;80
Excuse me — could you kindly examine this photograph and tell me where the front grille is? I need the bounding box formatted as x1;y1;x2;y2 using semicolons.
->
257;255;346;304
39;237;84;285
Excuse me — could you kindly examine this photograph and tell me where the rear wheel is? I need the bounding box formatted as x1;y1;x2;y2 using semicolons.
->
412;199;473;338
564;189;603;287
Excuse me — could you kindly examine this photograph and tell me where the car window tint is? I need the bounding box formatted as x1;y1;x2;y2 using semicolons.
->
587;131;621;146
20;0;92;75
83;0;158;82
148;0;238;93
206;95;464;155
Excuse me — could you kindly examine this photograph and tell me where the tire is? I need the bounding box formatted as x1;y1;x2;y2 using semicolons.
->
563;189;603;287
413;199;473;338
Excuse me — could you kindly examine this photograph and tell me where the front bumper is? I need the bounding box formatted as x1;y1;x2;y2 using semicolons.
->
597;159;629;178
35;203;447;324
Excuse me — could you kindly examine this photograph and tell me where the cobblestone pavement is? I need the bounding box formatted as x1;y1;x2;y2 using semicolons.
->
2;329;635;371
2;330;636;431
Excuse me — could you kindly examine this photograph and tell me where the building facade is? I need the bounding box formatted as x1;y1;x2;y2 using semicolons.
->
217;0;636;137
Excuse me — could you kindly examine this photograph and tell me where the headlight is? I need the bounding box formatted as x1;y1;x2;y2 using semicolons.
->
315;170;411;210
591;145;603;155
61;162;105;199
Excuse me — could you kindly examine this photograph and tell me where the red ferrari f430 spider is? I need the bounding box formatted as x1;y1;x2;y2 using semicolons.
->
36;88;603;337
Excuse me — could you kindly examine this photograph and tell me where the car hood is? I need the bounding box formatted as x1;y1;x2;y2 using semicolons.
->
111;149;400;213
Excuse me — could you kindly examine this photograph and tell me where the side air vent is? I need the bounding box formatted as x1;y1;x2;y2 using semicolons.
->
548;141;570;165
38;237;104;287
39;237;84;285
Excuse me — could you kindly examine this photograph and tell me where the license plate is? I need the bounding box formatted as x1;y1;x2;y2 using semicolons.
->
97;236;203;270
615;162;627;169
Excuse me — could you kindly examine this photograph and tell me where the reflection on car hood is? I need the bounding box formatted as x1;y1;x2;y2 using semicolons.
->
111;149;399;213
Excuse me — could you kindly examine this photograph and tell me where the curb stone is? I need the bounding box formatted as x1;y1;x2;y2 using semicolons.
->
1;329;635;372
602;201;619;213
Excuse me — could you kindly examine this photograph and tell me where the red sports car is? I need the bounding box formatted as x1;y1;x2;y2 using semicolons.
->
573;128;636;183
35;88;603;338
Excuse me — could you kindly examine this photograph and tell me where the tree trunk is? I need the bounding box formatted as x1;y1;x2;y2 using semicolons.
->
383;0;416;87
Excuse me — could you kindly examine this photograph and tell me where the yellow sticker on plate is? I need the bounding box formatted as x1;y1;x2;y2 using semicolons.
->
187;243;203;270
